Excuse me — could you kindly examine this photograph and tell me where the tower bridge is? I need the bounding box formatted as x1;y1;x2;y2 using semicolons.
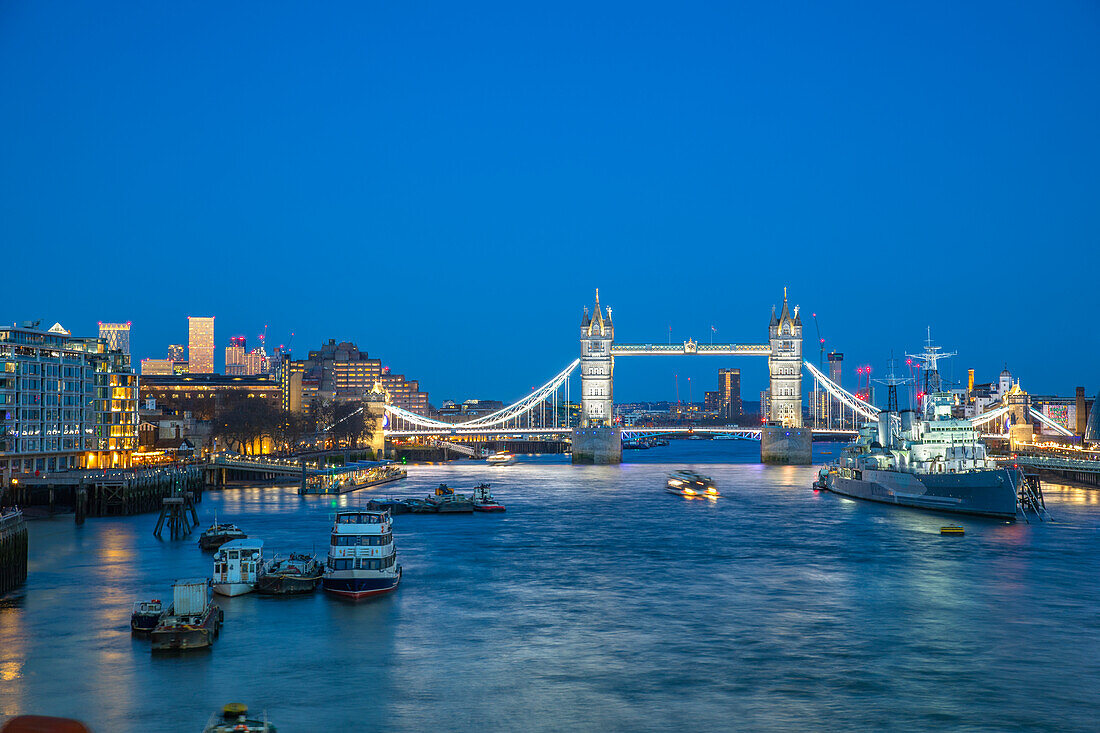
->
573;289;811;464
380;290;1048;464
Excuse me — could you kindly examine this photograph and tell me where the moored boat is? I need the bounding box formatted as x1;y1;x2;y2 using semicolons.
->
665;470;720;498
198;517;247;551
213;539;263;596
428;484;474;513
130;599;165;634
471;484;505;512
322;509;401;600
255;554;323;595
366;498;411;515
202;703;276;732
150;579;222;652
818;346;1020;521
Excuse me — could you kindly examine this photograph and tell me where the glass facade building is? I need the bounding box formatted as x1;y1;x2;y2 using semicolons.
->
188;316;215;374
1;322;139;486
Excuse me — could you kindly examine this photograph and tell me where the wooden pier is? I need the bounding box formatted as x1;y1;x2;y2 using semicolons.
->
0;510;28;595
4;467;203;520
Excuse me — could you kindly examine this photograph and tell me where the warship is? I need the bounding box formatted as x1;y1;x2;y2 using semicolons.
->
816;339;1020;521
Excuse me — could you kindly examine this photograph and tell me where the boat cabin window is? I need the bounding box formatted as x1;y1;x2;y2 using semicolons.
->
228;551;239;559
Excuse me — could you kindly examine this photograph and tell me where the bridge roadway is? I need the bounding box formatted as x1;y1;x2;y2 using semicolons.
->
384;426;858;440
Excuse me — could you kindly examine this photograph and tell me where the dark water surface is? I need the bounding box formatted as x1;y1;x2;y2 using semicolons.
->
3;441;1100;731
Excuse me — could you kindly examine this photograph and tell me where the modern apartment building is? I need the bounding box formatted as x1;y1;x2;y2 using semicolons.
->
98;322;131;355
1;321;139;486
187;316;215;374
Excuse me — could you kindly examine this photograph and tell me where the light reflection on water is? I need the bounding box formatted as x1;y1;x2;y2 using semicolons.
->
3;441;1100;731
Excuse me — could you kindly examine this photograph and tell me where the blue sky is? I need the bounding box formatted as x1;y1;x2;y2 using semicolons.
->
2;2;1098;404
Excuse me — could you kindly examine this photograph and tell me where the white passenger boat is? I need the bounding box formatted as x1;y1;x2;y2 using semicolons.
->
665;470;720;497
212;539;263;597
322;510;401;600
486;451;516;465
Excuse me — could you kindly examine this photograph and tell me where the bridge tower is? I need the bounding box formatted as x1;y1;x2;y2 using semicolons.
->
760;288;812;464
573;290;622;464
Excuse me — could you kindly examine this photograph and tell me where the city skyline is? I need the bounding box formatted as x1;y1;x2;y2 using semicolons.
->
3;3;1098;401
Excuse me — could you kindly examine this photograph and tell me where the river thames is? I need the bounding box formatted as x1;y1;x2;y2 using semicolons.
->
2;441;1099;731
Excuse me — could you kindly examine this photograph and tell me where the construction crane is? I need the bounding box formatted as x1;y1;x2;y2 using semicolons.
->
812;313;825;428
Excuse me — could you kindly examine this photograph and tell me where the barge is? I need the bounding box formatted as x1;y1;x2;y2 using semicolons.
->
299;462;406;496
151;579;222;652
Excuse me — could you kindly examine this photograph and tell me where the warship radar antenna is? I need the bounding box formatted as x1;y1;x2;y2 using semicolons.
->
906;327;956;396
874;354;914;414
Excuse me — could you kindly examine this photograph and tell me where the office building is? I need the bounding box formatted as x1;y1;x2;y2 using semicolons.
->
167;344;186;362
1;321;138;485
225;336;247;376
187;316;215;374
141;358;174;376
98;322;131;354
827;352;845;427
718;368;741;422
244;348;267;376
282;339;429;416
704;391;719;412
139;374;281;421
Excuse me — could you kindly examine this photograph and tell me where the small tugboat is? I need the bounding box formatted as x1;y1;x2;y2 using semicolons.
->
202;703;276;732
130;599;165;634
940;525;965;536
323;509;402;600
212;539;264;597
471;484;506;512
255;554;324;595
428;484;474;513
151;579;222;652
198;515;247;551
486;451;516;465
665;470;720;498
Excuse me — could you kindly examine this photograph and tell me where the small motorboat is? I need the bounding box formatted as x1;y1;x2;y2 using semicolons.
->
130;599;165;634
471;484;505;512
940;525;965;536
198;515;247;551
486;451;516;465
212;539;264;596
255;554;324;595
202;703;276;732
665;470;720;498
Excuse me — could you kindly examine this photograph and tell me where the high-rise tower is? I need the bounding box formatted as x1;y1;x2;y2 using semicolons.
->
767;288;803;427
188;316;215;374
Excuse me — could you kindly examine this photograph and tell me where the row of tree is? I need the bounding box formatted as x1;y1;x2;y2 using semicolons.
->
209;396;374;455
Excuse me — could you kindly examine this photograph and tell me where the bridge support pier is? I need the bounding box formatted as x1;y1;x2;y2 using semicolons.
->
572;427;622;465
760;425;812;465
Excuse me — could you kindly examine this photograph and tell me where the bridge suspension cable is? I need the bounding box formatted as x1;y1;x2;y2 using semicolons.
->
383;359;580;432
803;361;879;420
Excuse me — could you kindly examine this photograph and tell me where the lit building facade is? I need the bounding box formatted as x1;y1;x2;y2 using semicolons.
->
188;316;215;374
718;368;742;422
225;336;247;376
139;374;281;421
282;340;430;416
98;322;131;354
167;344;186;362
1;321;139;485
141;358;174;376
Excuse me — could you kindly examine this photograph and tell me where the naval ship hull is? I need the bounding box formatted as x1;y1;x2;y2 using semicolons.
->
825;467;1018;520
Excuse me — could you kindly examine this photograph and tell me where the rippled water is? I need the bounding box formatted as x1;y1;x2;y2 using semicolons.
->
3;441;1100;731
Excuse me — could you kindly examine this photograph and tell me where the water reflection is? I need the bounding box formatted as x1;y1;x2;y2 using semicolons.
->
5;445;1100;731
